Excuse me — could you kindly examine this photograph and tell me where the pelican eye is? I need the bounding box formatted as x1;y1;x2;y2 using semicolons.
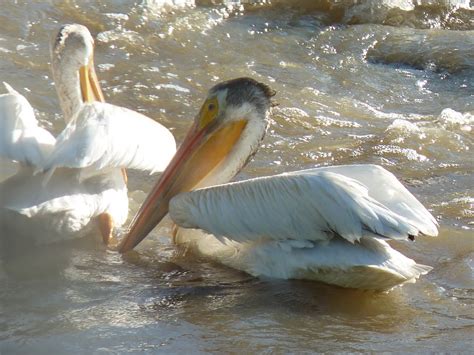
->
199;96;219;129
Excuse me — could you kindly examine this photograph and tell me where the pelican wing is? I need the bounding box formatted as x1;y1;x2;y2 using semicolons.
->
43;102;176;174
295;164;438;236
0;83;55;167
169;165;438;244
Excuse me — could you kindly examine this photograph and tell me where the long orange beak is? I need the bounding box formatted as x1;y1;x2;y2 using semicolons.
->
79;56;104;103
118;116;247;253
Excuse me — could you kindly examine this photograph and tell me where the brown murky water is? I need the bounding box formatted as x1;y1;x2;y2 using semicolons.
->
1;0;473;352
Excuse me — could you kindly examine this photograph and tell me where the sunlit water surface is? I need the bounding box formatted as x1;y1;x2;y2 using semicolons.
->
0;0;473;352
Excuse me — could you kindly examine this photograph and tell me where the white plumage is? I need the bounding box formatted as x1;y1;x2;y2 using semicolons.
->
0;84;175;245
0;83;55;168
171;166;437;243
170;164;437;289
0;168;127;245
43;102;176;181
1;23;177;246
174;229;433;290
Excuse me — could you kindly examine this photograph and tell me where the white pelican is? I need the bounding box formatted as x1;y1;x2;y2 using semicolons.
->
0;24;176;246
118;77;439;290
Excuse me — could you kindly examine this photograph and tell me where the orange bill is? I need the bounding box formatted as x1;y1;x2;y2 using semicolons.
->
79;56;104;103
118;118;247;253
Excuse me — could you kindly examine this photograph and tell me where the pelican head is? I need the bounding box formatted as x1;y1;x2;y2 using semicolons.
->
119;77;275;253
51;24;104;122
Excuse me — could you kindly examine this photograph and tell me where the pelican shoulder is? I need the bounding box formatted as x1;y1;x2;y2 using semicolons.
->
42;102;176;180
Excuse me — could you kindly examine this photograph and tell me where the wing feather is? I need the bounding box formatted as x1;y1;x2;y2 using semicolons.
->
0;83;55;167
291;164;439;236
43;102;176;175
169;166;438;244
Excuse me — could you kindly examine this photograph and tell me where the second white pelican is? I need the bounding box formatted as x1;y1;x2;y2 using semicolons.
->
119;77;439;290
0;24;176;246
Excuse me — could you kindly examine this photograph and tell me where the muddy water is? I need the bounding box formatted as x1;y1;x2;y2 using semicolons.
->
0;0;473;352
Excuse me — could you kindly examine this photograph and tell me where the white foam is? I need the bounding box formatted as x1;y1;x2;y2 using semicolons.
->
438;108;473;132
386;119;421;133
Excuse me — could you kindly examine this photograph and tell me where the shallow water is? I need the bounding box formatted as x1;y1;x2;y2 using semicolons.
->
1;0;473;352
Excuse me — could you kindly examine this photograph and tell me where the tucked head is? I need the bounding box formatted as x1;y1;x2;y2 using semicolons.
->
51;24;104;121
52;24;94;68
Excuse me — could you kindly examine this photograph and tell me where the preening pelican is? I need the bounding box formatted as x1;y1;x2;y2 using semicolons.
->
119;77;438;290
0;24;176;246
